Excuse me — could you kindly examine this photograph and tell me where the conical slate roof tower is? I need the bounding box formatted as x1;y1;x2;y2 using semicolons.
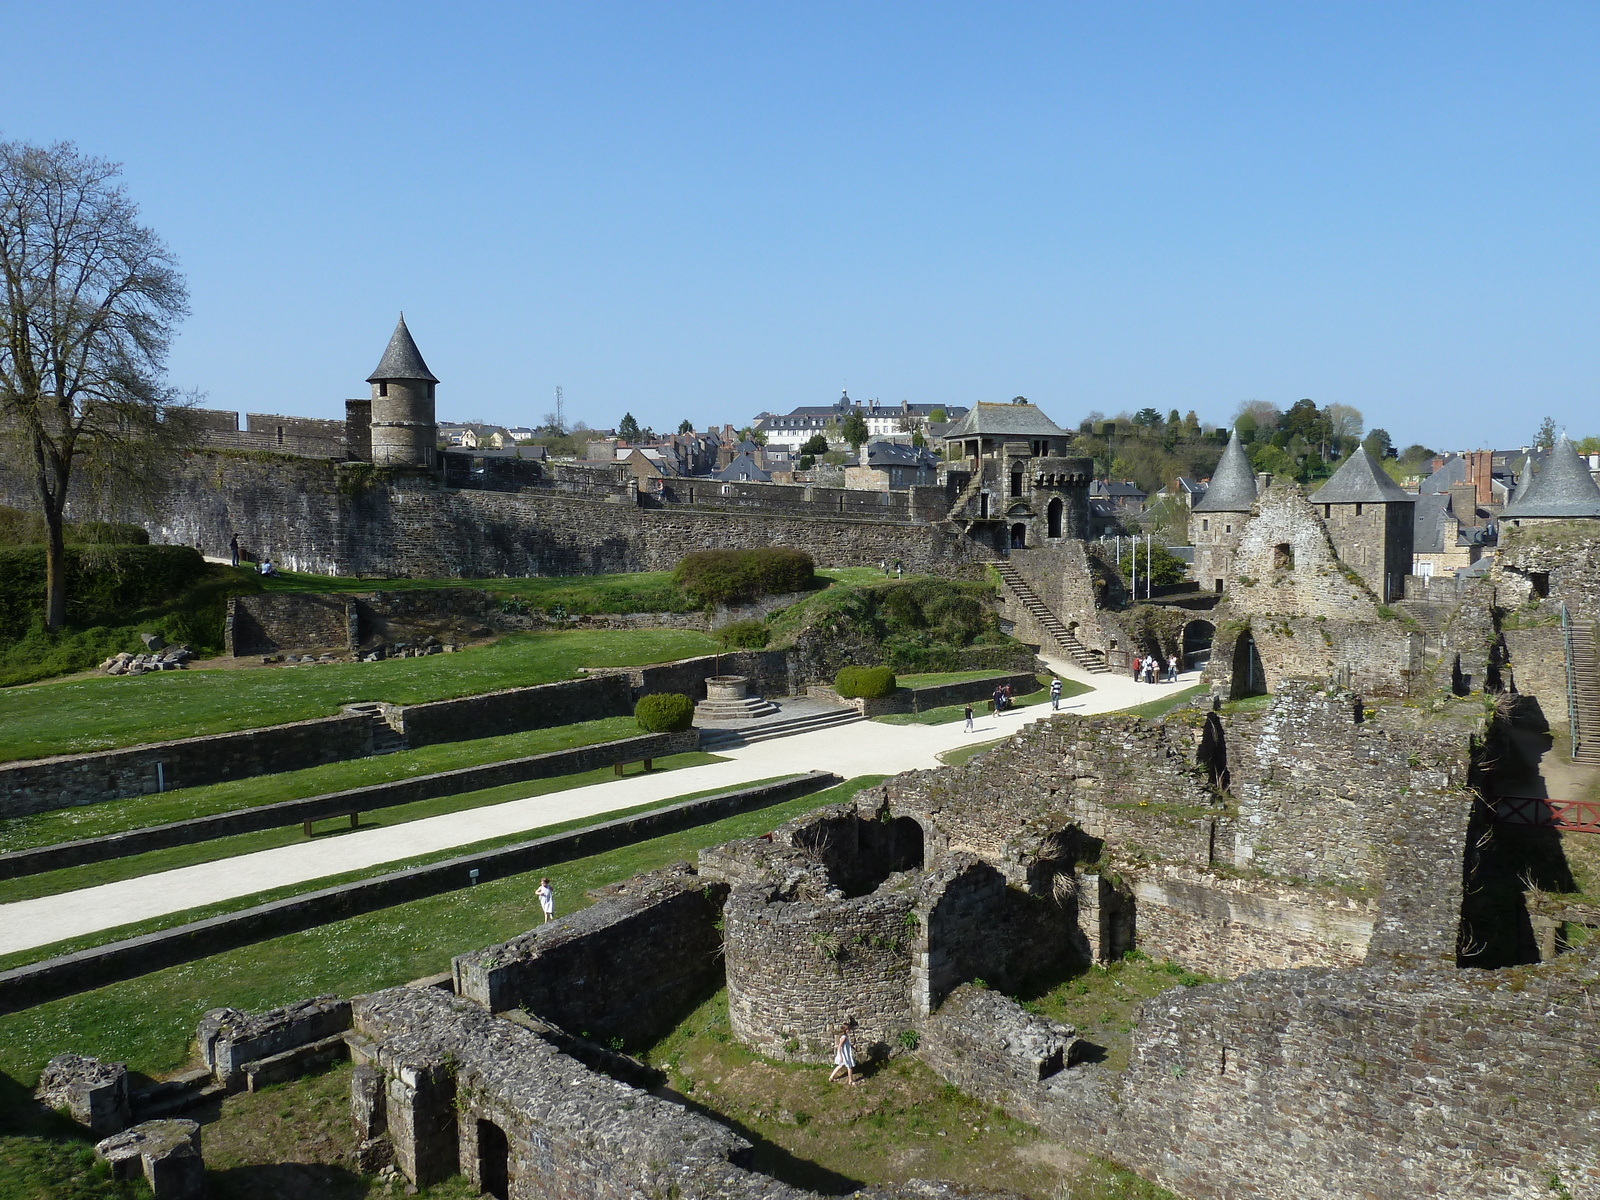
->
368;313;439;384
367;314;439;468
1505;434;1600;520
1313;447;1412;504
1193;431;1259;512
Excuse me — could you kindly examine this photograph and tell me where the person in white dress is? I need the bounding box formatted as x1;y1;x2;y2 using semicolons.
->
536;877;554;923
828;1023;859;1086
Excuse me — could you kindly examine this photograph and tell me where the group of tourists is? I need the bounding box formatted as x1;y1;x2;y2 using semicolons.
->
1131;653;1180;684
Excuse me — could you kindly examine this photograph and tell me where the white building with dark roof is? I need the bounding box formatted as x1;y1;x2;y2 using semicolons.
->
755;392;969;452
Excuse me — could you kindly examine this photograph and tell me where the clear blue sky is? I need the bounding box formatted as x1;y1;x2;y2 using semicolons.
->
4;2;1597;449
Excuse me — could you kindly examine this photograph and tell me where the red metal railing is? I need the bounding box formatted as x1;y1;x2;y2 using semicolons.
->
1492;795;1600;835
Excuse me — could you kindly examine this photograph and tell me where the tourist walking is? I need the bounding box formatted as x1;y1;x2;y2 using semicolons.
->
1166;654;1179;683
963;704;974;733
1142;656;1156;684
1050;677;1062;710
536;877;555;923
1130;654;1142;681
228;534;239;568
828;1024;859;1086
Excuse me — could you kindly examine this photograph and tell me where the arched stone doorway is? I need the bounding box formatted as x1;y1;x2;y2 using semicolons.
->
1010;523;1027;549
1047;497;1063;539
1182;620;1215;671
1230;630;1266;699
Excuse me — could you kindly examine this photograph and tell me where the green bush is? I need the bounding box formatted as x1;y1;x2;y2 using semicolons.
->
835;665;897;699
716;619;770;649
635;692;696;732
0;504;149;546
673;548;815;606
0;545;209;632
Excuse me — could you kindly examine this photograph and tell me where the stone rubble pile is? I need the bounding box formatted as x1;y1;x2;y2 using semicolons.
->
99;645;195;675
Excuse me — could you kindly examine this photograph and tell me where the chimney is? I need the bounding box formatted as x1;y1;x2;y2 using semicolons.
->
1255;472;1272;495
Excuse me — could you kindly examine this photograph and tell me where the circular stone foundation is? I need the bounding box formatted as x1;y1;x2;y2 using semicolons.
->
705;675;751;701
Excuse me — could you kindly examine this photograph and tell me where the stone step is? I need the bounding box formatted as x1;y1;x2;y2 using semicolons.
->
699;708;865;750
693;697;780;721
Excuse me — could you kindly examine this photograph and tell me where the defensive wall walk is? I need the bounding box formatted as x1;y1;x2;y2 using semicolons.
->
0;658;1185;956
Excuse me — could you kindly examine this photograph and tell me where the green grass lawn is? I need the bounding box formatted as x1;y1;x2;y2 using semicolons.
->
1019;951;1212;1073
260;566;697;615
0;627;718;764
1118;683;1205;720
0;776;885;1086
0;715;659;853
0;748;727;906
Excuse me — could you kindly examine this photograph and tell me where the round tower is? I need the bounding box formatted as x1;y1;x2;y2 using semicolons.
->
367;314;439;468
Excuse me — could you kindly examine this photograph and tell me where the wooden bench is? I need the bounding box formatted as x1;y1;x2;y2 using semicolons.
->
303;812;361;838
613;758;654;777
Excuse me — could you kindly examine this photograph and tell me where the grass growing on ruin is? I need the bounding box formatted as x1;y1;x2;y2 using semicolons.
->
0;715;659;853
0;749;727;905
635;989;1178;1199
1019;951;1212;1073
0;777;885;1087
938;737;1010;767
0;627;719;763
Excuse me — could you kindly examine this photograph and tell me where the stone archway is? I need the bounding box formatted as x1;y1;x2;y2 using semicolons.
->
1010;523;1027;549
1182;620;1215;671
1047;497;1063;539
476;1119;509;1200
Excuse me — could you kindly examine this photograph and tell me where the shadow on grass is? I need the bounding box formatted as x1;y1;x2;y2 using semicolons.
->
206;1161;369;1200
650;1082;864;1193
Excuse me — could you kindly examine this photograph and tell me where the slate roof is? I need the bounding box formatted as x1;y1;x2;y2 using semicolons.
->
1192;431;1259;512
1504;435;1600;519
863;441;938;469
1420;456;1467;495
1313;447;1413;505
1413;492;1453;554
713;452;770;482
942;402;1068;440
367;314;439;384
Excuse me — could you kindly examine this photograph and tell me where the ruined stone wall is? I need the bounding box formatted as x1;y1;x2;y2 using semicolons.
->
1497;522;1600;624
1102;957;1600;1200
1124;862;1375;975
1002;541;1132;662
723;879;918;1062
226;592;350;655
1228;484;1382;619
452;866;726;1047
1206;616;1422;699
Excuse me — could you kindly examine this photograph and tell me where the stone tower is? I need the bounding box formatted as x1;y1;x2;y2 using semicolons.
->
1311;446;1415;603
367;314;439;468
1189;431;1259;593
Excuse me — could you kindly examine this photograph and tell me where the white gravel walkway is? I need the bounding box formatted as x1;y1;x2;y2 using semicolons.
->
0;667;1201;956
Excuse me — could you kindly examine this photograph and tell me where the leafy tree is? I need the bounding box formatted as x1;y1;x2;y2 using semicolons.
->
737;425;767;446
618;412;641;442
1234;413;1259;444
1183;410;1201;436
1577;435;1600;455
1535;416;1557;451
1118;543;1188;588
841;409;869;451
801;432;830;457
911;427;927;448
1167;409;1182;428
1234;400;1281;437
1132;407;1163;427
0;140;190;633
1323;403;1363;442
1280;398;1321;440
1363;428;1394;459
677;419;693;434
928;407;947;423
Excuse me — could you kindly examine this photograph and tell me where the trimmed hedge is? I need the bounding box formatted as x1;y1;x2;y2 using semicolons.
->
635;692;696;732
835;665;897;699
673;548;815;606
716;619;770;649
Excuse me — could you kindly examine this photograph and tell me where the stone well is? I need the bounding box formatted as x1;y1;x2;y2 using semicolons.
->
694;675;778;721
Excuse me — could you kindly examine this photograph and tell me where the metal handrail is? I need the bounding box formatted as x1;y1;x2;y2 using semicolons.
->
1563;602;1579;760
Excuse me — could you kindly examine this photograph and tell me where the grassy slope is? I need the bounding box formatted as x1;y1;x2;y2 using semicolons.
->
0;777;885;1084
0;715;653;852
0;627;718;763
0;749;726;906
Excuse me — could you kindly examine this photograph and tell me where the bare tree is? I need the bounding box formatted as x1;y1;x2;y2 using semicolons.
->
0;140;189;632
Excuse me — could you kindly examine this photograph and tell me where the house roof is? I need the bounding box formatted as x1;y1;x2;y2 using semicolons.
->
1413;492;1453;554
1192;431;1259;512
367;314;439;384
1420;456;1467;494
1313;447;1413;505
1504;435;1600;518
1091;480;1147;499
713;452;771;482
942;401;1068;441
863;441;938;469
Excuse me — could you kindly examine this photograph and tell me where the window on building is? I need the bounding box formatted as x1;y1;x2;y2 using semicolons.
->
1323;505;1331;518
1273;543;1294;570
1354;503;1363;516
1201;519;1209;532
378;381;388;397
275;425;284;446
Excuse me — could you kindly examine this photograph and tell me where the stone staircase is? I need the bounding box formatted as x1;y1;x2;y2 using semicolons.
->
992;561;1109;674
698;707;866;752
1398;601;1444;636
946;469;990;522
693;695;780;722
1568;620;1600;766
344;703;410;755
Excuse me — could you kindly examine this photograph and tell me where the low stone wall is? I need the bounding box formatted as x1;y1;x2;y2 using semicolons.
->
0;712;376;820
226;592;350;655
453;864;726;1046
197;995;351;1091
918;984;1081;1110
0;772;836;1015
397;674;632;746
0;731;696;880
